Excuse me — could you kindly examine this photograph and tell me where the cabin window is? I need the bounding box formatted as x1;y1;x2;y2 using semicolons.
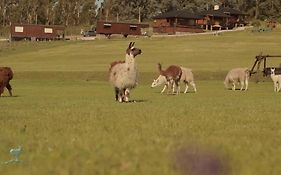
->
15;26;23;33
129;25;137;31
44;28;53;33
104;23;112;28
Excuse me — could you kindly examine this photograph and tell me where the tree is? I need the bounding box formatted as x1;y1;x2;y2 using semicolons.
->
0;0;281;27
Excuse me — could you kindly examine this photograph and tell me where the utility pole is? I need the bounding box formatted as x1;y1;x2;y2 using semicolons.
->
106;9;109;21
138;7;141;23
255;0;260;19
2;3;6;26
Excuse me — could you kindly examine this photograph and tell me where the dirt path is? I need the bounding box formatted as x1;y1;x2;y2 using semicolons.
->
151;26;252;38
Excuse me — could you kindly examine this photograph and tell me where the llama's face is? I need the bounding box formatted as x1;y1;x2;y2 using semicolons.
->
126;47;142;57
151;75;167;88
126;42;142;57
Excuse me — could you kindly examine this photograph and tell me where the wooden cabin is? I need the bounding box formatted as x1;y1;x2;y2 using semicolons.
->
10;24;65;41
221;7;248;27
152;9;204;34
96;21;149;37
199;6;248;30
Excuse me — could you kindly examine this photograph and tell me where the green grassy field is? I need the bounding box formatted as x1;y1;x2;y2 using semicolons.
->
1;29;281;175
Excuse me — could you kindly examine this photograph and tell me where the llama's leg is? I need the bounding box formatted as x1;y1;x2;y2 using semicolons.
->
161;84;167;94
172;83;175;93
277;82;281;92
240;81;244;91
232;82;236;91
245;79;248;91
274;82;277;92
124;89;130;102
184;81;189;93
117;89;124;102
168;80;174;94
6;83;12;96
0;87;3;97
191;82;197;92
175;81;180;94
121;88;127;102
114;87;119;101
166;82;170;94
167;80;173;94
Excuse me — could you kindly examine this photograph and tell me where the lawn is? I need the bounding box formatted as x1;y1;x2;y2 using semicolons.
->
0;28;281;175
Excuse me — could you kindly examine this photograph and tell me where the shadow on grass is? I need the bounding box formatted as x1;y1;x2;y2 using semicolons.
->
225;88;248;91
0;95;20;98
114;99;149;103
173;144;230;175
153;91;197;95
127;99;149;103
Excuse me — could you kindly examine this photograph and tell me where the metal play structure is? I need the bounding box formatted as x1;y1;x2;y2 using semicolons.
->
250;53;281;77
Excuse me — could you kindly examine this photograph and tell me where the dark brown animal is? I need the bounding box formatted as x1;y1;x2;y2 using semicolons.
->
158;63;182;94
0;67;13;97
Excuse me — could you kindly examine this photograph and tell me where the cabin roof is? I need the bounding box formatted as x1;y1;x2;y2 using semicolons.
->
201;7;247;17
218;7;247;15
153;9;203;19
11;23;65;29
97;21;149;28
200;10;230;17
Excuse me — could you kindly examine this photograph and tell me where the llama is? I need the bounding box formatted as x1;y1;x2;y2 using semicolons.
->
109;42;142;102
157;63;182;94
0;67;13;97
151;67;197;93
224;67;249;91
151;74;168;93
270;68;281;92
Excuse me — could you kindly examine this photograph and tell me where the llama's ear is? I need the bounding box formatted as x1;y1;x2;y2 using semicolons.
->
128;42;132;48
131;42;135;47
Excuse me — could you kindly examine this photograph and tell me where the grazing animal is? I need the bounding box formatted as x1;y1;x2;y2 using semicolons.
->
151;67;197;93
109;42;142;102
157;63;182;94
270;68;281;92
0;67;13;97
9;146;22;162
224;68;249;91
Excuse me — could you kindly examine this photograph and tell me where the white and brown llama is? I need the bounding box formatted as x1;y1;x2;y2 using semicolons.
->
157;63;182;94
151;67;197;93
270;68;281;92
109;42;142;102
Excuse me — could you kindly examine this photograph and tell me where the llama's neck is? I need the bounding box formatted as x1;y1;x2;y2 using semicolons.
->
271;71;275;78
125;54;136;67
